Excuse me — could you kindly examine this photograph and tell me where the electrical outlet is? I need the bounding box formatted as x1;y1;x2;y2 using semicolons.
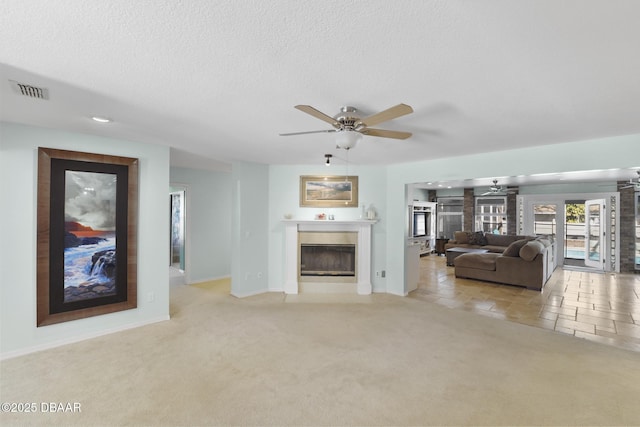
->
245;272;251;280
147;292;155;303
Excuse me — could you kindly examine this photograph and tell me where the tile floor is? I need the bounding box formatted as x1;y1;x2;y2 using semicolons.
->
411;254;640;352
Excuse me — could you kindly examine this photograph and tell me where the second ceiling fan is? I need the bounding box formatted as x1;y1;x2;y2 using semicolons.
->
280;103;414;149
482;179;517;196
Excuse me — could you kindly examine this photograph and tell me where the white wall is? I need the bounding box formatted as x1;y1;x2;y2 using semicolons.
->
231;161;270;297
170;167;232;283
267;164;388;293
0;122;171;358
385;134;640;296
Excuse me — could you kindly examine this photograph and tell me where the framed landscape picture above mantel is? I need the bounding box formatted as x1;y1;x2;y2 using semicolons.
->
300;175;359;208
37;148;138;327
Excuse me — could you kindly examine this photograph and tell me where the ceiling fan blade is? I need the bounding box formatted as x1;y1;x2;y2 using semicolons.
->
279;129;337;136
294;105;340;128
359;103;413;127
361;128;412;140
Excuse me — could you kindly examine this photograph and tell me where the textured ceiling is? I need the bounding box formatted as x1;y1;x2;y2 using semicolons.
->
1;0;640;171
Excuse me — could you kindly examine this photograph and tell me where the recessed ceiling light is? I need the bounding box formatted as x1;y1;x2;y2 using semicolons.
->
92;116;112;123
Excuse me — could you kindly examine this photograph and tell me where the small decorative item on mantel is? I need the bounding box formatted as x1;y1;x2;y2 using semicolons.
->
283;213;293;220
366;205;377;220
315;213;326;220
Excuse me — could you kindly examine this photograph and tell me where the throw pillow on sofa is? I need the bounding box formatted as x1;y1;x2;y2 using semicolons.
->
519;240;545;261
503;239;530;257
468;231;487;246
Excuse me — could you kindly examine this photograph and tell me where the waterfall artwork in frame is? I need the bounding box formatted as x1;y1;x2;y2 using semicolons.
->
37;148;138;326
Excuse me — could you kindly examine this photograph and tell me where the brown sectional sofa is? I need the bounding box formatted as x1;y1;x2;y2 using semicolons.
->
447;231;556;291
444;231;535;253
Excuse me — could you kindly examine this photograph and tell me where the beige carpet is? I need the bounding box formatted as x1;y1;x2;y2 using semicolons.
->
2;280;640;426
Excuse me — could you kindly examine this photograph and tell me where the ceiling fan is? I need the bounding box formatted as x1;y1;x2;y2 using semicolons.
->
482;179;516;196
620;171;640;190
279;104;413;149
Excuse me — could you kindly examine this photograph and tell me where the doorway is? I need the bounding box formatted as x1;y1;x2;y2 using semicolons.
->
170;185;187;284
523;193;617;273
562;199;606;271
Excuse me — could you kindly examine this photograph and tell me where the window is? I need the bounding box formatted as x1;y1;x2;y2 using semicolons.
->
533;203;557;238
436;197;463;239
475;197;506;234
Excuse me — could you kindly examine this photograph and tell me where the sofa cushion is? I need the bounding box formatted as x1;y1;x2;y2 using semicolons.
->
453;231;469;244
485;234;519;247
483;245;510;253
468;231;487;246
503;239;531;257
536;237;552;247
454;253;499;271
519;240;545;261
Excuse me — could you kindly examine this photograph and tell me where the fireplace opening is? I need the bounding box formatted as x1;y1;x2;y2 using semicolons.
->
300;244;356;276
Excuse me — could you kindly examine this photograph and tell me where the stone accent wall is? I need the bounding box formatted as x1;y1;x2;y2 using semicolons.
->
506;188;519;235
464;188;474;231
618;182;638;273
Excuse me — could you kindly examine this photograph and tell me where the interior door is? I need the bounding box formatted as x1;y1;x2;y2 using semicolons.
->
584;199;605;270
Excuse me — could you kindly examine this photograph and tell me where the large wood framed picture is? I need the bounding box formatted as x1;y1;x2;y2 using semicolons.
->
300;175;358;208
37;148;138;326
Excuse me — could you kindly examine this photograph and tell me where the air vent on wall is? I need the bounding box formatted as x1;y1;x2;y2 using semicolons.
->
9;80;49;100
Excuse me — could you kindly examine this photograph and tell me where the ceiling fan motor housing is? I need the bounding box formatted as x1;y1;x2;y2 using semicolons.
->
334;106;361;130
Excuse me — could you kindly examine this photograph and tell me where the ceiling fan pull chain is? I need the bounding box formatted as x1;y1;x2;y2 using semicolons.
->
345;148;349;182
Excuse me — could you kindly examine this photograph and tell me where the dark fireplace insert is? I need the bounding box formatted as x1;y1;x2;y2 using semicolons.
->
300;244;356;276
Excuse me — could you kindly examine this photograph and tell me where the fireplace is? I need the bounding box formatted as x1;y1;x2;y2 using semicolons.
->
300;244;356;277
283;220;375;294
298;231;357;283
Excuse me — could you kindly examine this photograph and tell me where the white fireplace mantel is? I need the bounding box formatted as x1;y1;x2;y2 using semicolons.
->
283;219;377;295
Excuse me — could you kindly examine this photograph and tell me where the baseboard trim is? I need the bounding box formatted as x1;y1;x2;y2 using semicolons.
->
1;315;171;361
230;288;268;298
187;274;231;285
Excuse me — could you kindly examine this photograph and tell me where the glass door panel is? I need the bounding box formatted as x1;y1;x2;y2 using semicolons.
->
585;199;605;269
564;201;585;260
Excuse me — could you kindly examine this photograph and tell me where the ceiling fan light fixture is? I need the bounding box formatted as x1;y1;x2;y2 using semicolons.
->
335;130;362;150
